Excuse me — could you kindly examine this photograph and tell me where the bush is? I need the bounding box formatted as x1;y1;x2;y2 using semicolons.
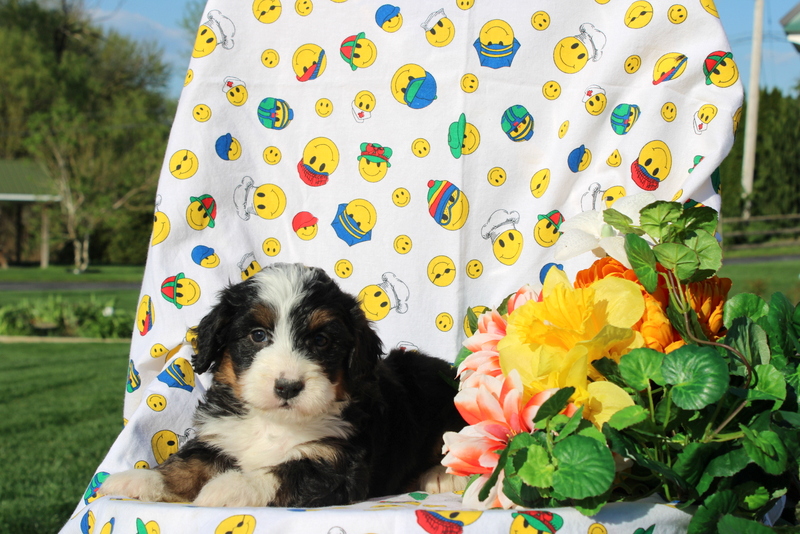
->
0;295;134;338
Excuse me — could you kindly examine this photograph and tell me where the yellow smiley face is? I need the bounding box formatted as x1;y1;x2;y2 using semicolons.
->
253;0;282;23
393;235;412;254
152;430;179;464
460;74;478;93
604;185;627;208
440;190;469;231
174;278;201;307
607;149;622;167
653;53;688;84
479;19;515;48
585;93;607;116
456;0;473;10
733;106;742;133
263;146;282;165
492;229;524;266
303;137;339;176
391;63;427;105
542;80;561;100
381;12;403;32
638;140;672;184
358;285;391;321
226;84;248;106
558;120;569;139
147;394;167;412
136;294;154;335
200;252;220;268
530;169;551;198
215;515;257;534
411;138;430;158
184;69;193;86
425;16;456;47
253;184;287;220
151;211;170;246
186;199;213;230
668;4;687;23
697;104;718;124
345;199;377;233
358;157;389;183
192;26;217;58
576;148;592;171
531;11;550;30
488;167;506;186
671;189;684;202
292;43;326;80
169;150;198;179
150;343;168;358
262;237;281;257
351;37;378;69
624;55;642;74
134;461;150;469
192;104;212;122
295;0;312;16
534;218;561;247
465;259;483;279
226;138;242;161
625;1;653;28
435;312;454;332
701;0;719;17
661;102;677;122
240;260;261;281
706;54;739;88
461;123;481;155
261;48;280;67
392;188;411;207
464;306;490;336
334;259;353;278
428;255;456;287
295;224;317;241
315;98;333;118
354;90;376;114
553;37;589;74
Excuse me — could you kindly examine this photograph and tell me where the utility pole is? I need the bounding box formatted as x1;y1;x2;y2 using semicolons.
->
741;0;765;219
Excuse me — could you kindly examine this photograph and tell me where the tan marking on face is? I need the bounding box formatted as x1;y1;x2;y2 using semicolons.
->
307;308;338;332
252;304;276;331
214;355;243;400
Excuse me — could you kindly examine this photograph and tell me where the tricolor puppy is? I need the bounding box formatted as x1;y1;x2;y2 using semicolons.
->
100;263;465;507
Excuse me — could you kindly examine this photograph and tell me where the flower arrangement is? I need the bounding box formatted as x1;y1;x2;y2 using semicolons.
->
443;197;800;532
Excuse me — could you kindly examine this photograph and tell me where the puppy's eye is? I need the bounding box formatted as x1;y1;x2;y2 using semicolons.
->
250;328;268;343
313;333;330;348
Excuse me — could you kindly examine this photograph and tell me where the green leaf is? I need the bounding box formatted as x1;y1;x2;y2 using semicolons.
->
765;292;800;361
653;243;700;282
696;446;752;495
717;514;774;534
478;445;511;502
723;293;769;329
752;364;787;408
577;423;607;444
551;435;615;499
555;405;585;442
673;442;718;487
639;201;682;241
740;427;788;476
607;405;648;430
454;346;473;368
533;387;575;424
603;425;691;492
680;205;719;236
777;410;800;428
724;316;771;375
624;233;658;293
619;347;665;390
684;230;722;280
661;345;729;410
517;443;555;489
688;490;738;534
603;208;637;234
591;357;628;388
572;491;611;516
466;306;480;336
735;482;771;511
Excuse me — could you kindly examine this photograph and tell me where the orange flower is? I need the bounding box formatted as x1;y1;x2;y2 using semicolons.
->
575;257;682;353
685;276;732;340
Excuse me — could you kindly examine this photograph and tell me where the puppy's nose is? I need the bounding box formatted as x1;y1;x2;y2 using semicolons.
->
274;378;304;400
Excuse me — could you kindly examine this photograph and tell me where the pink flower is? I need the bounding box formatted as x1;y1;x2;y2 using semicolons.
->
463;310;507;353
462;472;519;510
506;284;538;315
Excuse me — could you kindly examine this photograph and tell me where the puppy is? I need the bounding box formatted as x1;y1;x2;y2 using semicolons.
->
100;263;466;507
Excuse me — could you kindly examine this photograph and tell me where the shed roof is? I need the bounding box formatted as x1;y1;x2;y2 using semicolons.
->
0;159;61;202
782;2;800;51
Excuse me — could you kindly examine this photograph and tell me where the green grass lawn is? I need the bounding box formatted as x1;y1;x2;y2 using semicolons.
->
719;259;800;302
0;342;129;534
0;265;144;284
1;289;141;314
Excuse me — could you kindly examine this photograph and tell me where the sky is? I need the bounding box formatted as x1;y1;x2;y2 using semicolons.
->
88;0;800;99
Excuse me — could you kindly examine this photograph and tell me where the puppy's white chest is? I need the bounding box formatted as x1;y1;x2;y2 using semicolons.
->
201;412;349;473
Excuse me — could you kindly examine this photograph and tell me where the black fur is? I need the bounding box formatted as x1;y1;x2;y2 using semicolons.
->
156;263;464;507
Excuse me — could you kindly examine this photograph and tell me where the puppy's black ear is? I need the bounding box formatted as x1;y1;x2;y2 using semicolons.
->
193;295;235;375
349;304;383;384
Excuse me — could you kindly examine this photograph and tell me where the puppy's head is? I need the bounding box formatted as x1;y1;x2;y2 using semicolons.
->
194;263;382;419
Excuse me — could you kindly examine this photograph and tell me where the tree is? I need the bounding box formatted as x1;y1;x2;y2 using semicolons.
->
0;0;172;270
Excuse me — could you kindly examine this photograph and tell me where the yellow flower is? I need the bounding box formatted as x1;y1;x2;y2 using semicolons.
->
498;268;643;427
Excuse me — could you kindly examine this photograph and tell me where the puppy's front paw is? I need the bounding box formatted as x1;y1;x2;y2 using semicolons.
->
98;469;172;502
193;470;279;507
418;465;469;494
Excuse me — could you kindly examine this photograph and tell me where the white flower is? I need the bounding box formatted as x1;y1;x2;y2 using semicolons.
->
553;193;656;268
